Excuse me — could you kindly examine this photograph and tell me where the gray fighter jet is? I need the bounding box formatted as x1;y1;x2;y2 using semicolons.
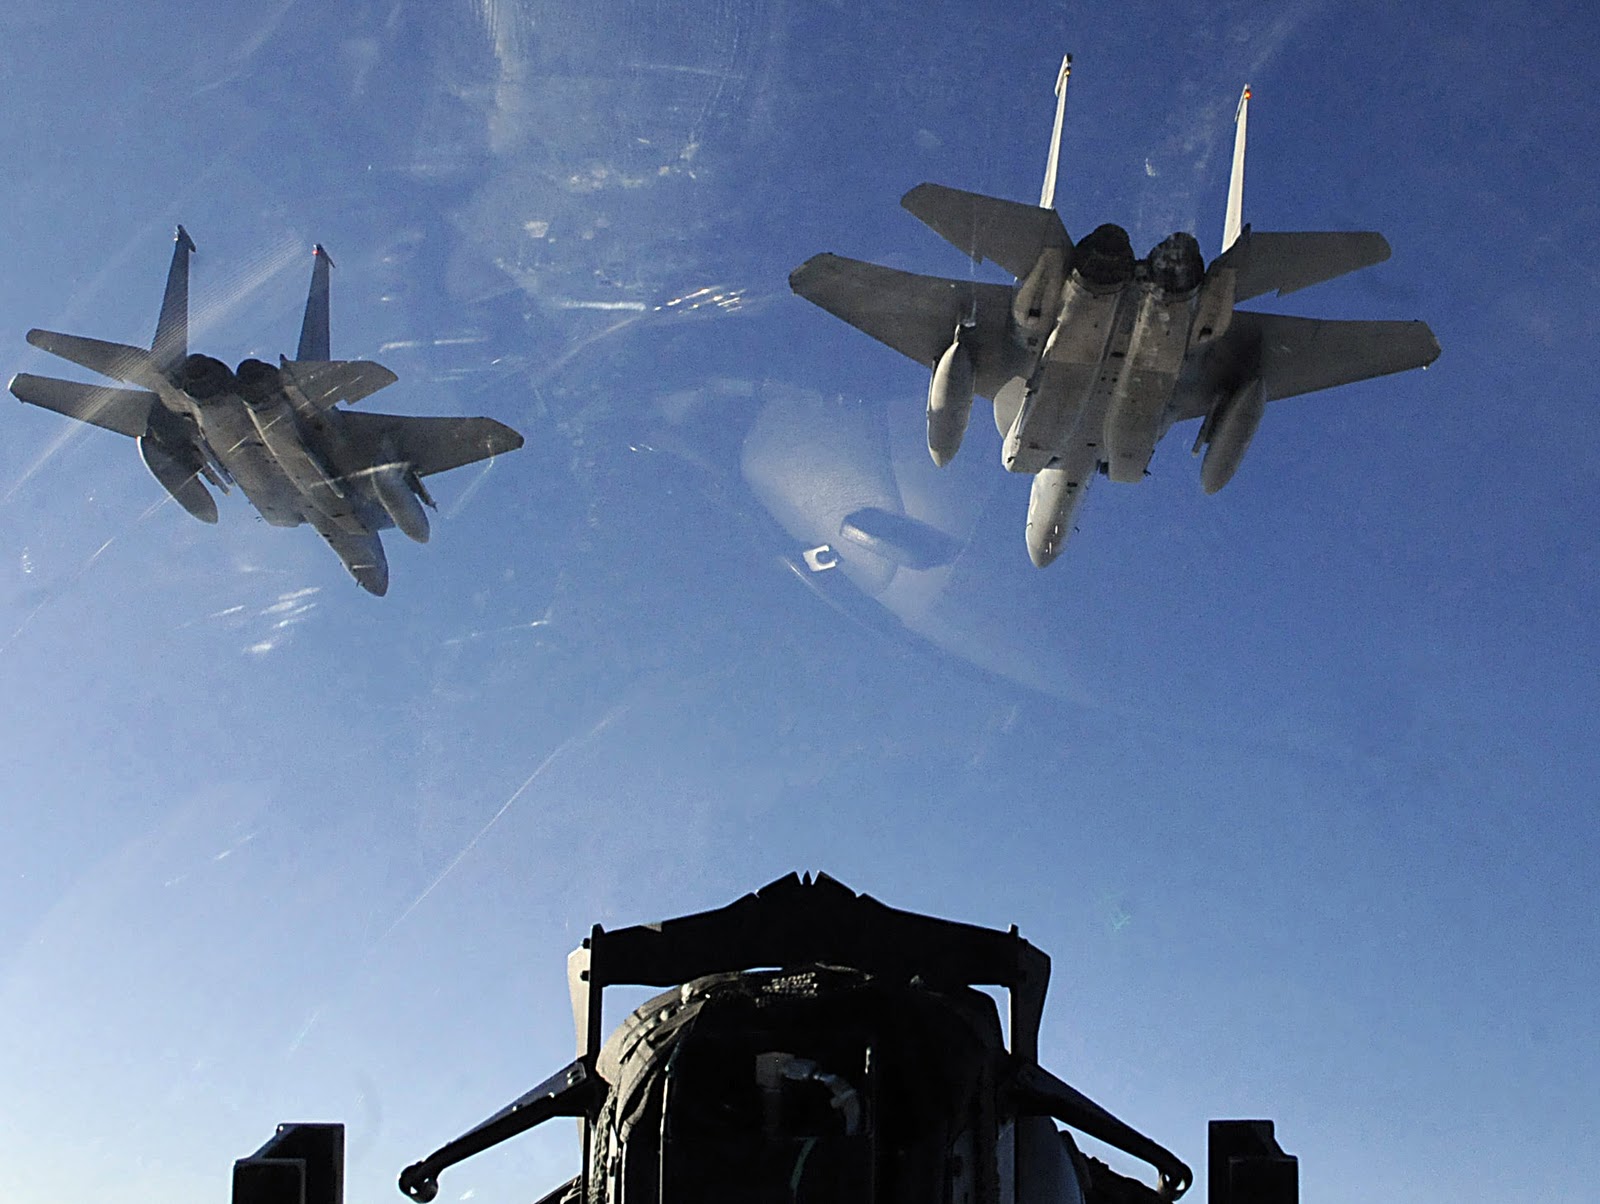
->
10;228;523;594
791;62;1440;566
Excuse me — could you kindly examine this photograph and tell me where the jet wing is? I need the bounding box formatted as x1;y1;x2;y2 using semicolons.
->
277;358;398;411
9;373;158;437
900;183;1071;278
338;411;524;477
1213;229;1392;301
788;254;1017;397
1179;312;1440;421
25;329;166;390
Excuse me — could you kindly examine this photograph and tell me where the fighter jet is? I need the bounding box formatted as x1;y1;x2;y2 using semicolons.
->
791;59;1441;567
9;228;523;594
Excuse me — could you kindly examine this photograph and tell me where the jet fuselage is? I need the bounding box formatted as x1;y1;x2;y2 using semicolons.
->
11;228;522;594
154;354;417;544
988;225;1222;564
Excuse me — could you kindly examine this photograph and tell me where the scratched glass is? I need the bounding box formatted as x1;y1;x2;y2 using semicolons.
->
0;3;1593;1201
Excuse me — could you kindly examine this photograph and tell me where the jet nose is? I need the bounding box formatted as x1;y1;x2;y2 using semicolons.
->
1026;531;1060;568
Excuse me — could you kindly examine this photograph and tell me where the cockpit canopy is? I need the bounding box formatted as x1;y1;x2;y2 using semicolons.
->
592;966;1006;1204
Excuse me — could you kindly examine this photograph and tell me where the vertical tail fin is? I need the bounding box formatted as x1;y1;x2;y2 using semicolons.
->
151;225;196;374
1221;86;1251;254
296;243;335;362
1039;54;1072;210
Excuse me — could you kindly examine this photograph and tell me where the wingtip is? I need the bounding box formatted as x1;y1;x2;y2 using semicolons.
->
787;255;823;293
1421;322;1442;366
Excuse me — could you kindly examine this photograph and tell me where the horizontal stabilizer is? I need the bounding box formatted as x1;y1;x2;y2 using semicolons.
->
789;253;1017;396
339;411;524;478
901;183;1071;279
1242;312;1440;402
9;373;158;437
1214;229;1391;301
26;329;165;390
277;358;398;411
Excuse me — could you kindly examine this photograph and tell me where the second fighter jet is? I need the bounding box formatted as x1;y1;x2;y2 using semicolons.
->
10;228;523;594
791;60;1440;566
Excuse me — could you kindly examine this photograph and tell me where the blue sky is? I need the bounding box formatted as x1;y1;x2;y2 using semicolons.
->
1;1;1596;1200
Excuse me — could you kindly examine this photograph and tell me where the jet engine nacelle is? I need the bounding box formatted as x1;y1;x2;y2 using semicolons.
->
1011;245;1067;338
370;462;431;543
925;331;976;467
177;353;235;401
1146;232;1204;295
1200;377;1266;494
1071;223;1136;291
234;358;283;409
1190;266;1236;345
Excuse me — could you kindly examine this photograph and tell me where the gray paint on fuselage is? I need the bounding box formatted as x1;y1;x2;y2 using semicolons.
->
189;391;306;527
194;389;398;536
999;227;1206;482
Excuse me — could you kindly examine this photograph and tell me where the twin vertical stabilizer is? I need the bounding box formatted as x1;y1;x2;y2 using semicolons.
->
1039;54;1072;210
297;244;335;362
150;229;338;372
1222;86;1251;254
151;225;196;374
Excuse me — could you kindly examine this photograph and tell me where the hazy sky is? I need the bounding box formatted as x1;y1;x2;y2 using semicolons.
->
1;1;1596;1201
